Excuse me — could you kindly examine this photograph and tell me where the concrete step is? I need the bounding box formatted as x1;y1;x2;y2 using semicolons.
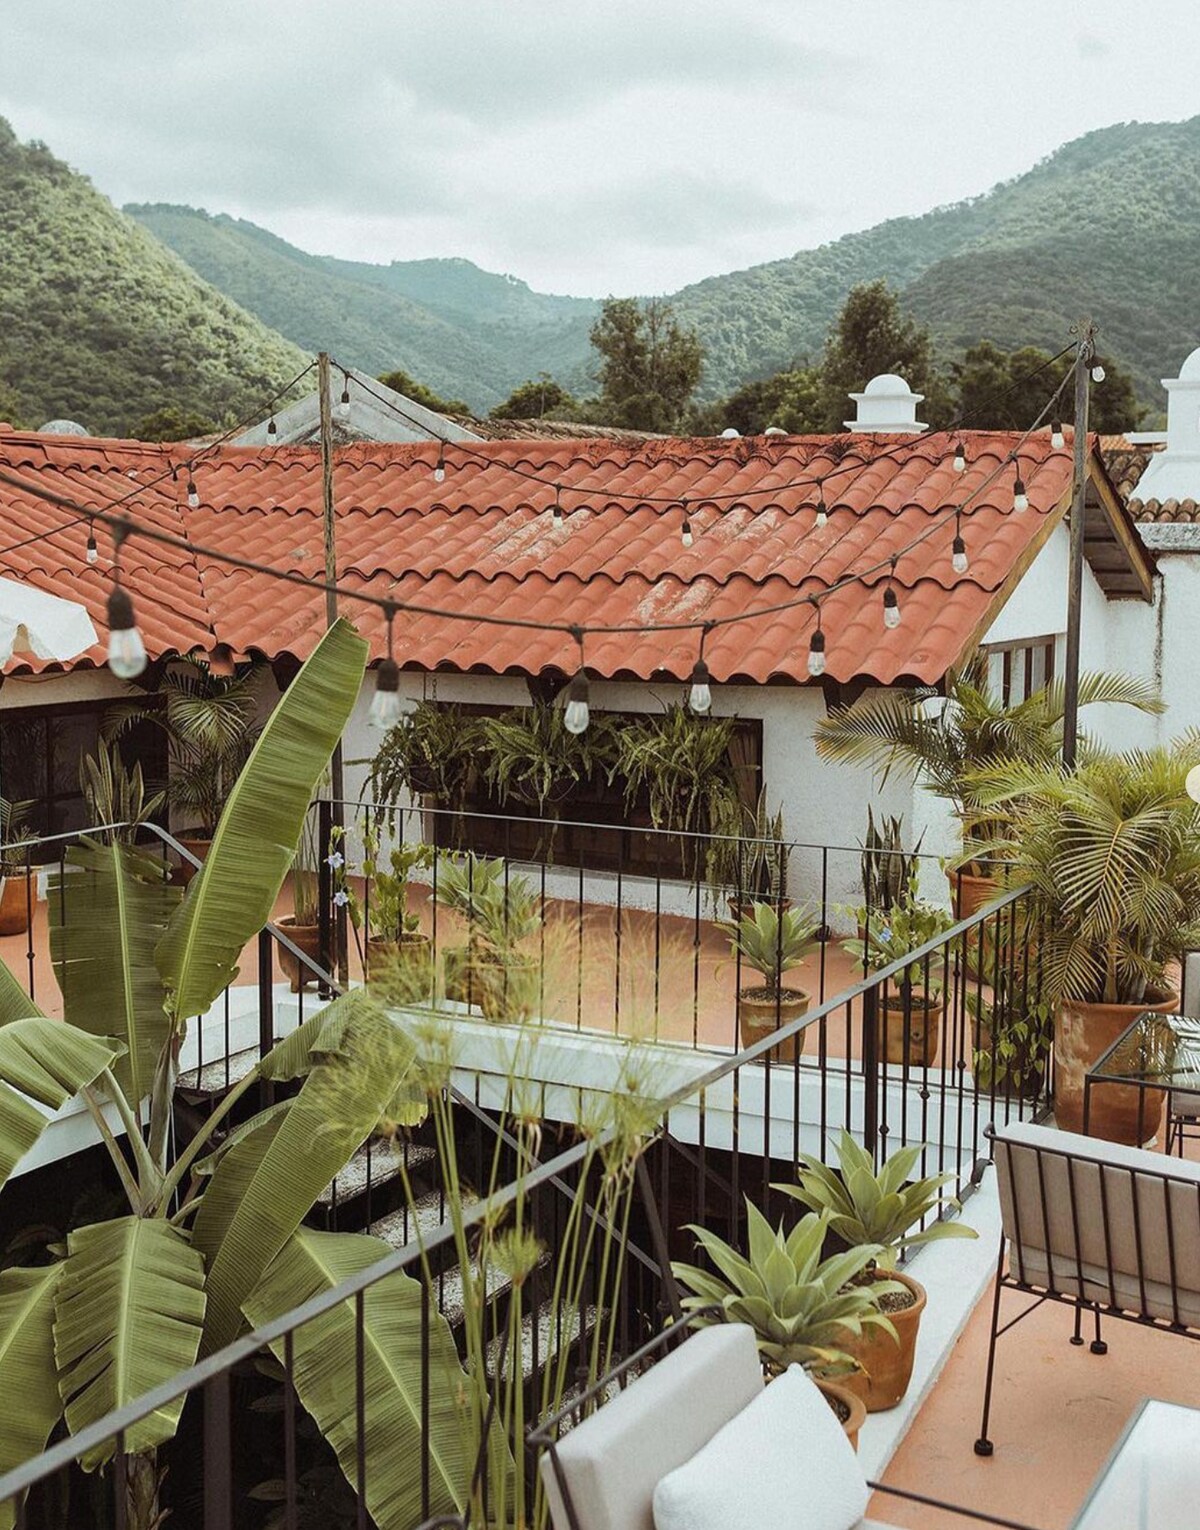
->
178;1046;259;1095
370;1187;478;1251
487;1301;599;1382
315;1139;435;1208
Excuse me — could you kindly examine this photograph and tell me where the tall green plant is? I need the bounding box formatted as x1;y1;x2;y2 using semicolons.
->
480;701;614;811
368;701;480;808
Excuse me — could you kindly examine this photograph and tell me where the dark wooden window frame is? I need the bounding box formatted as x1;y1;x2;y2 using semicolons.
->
981;634;1058;708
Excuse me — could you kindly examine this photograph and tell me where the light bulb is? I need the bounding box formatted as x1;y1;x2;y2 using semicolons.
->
552;497;564;528
681;516;693;549
689;659;712;714
883;587;901;629
815;499;828;529
952;535;969;574
1051;421;1065;450
86;531;98;565
369;659;404;730
186;476;199;509
807;629;826;677
267;417;278;440
106;587;147;678
564;671;590;735
434;448;446;484
1013;478;1029;513
1091;362;1106;384
337;382;351;422
953;442;966;473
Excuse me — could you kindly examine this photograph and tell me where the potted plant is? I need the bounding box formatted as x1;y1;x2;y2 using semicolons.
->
0;796;35;936
672;1199;904;1449
614;703;743;889
368;700;481;806
472;875;543;1022
859;807;923;934
433;851;507;1005
816;664;1162;918
479;701;614;813
716;789;791;923
967;920;1052;1099
845;877;955;1068
970;740;1200;1143
78;739;165;846
777;1131;977;1411
721;902;821;1061
278;793;324;992
107;654;265;878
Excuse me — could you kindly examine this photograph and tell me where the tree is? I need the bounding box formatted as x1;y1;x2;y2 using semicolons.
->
690;365;823;436
132;405;217;442
490;375;579;420
951;341;1142;434
819;281;950;431
589;297;704;432
0;375;24;428
378;369;469;415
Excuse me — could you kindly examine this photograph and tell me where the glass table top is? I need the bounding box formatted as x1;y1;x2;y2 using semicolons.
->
1072;1400;1200;1528
1089;1011;1200;1090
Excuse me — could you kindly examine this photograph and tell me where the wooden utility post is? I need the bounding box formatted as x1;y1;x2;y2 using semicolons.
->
1061;322;1095;768
317;353;347;979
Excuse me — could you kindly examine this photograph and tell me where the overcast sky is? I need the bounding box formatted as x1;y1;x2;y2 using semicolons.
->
2;0;1198;297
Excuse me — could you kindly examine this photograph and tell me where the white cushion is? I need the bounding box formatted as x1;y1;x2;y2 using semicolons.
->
541;1323;763;1530
652;1366;868;1530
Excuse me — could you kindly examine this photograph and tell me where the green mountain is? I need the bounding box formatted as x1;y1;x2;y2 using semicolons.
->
131;116;1200;415
126;206;598;412
0;120;309;437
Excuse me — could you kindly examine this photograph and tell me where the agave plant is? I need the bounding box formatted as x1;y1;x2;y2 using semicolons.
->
777;1131;977;1269
0;621;487;1530
720;902;820;996
672;1201;901;1375
815;662;1163;870
967;736;1200;1006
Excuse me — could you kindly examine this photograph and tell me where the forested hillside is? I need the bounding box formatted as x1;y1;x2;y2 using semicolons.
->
0;121;308;436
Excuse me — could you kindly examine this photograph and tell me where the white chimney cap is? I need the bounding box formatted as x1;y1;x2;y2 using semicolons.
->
845;372;927;434
1131;344;1200;504
1178;346;1200;380
720;427;740;438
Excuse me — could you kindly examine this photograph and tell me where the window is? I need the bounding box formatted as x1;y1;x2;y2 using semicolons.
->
982;636;1058;707
0;701;167;859
435;707;763;881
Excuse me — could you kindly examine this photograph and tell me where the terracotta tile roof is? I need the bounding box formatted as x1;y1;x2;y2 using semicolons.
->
1098;434;1200;524
0;429;1139;687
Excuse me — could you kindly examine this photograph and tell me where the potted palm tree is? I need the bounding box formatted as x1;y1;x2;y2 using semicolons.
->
844;878;955;1068
969;740;1200;1143
777;1132;977;1411
0;796;34;936
721;902;821;1061
433;852;507;1005
108;654;265;879
816;664;1162;918
672;1200;904;1449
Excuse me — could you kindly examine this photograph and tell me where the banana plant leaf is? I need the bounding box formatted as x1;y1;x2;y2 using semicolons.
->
0;956;40;1026
53;1216;206;1469
243;1228;482;1530
0;1264;63;1530
0;1018;123;1190
192;993;416;1353
155;617;368;1023
49;839;181;1107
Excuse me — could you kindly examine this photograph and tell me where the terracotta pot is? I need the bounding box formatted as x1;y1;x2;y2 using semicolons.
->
878;992;942;1068
835;1271;926;1412
0;869;31;937
175;834;212;885
737;987;809;1063
276;915;323;993
367;931;430;974
814;1377;867;1451
478;952;541;1022
947;868;1001;921
1054;991;1177;1145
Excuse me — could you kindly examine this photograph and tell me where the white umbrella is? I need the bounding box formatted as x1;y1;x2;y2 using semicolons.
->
0;575;98;665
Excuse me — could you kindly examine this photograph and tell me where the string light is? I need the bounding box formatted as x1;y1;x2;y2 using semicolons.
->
86;524;98;565
267;417;278;442
689;625;714;713
552;485;564;529
807;605;826;678
952;441;966;473
882;559;901;629
1050;420;1065;450
815;495;828;529
434;445;446;484
681;500;693;549
337;373;352;423
186;475;200;510
564;627;590;734
952;511;969;574
105;526;147;679
369;604;403;730
1091;360;1106;384
1012;468;1029;513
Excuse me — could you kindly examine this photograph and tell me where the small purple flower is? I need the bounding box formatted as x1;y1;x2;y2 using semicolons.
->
879;925;892;943
326;851;345;870
333;890;350;907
